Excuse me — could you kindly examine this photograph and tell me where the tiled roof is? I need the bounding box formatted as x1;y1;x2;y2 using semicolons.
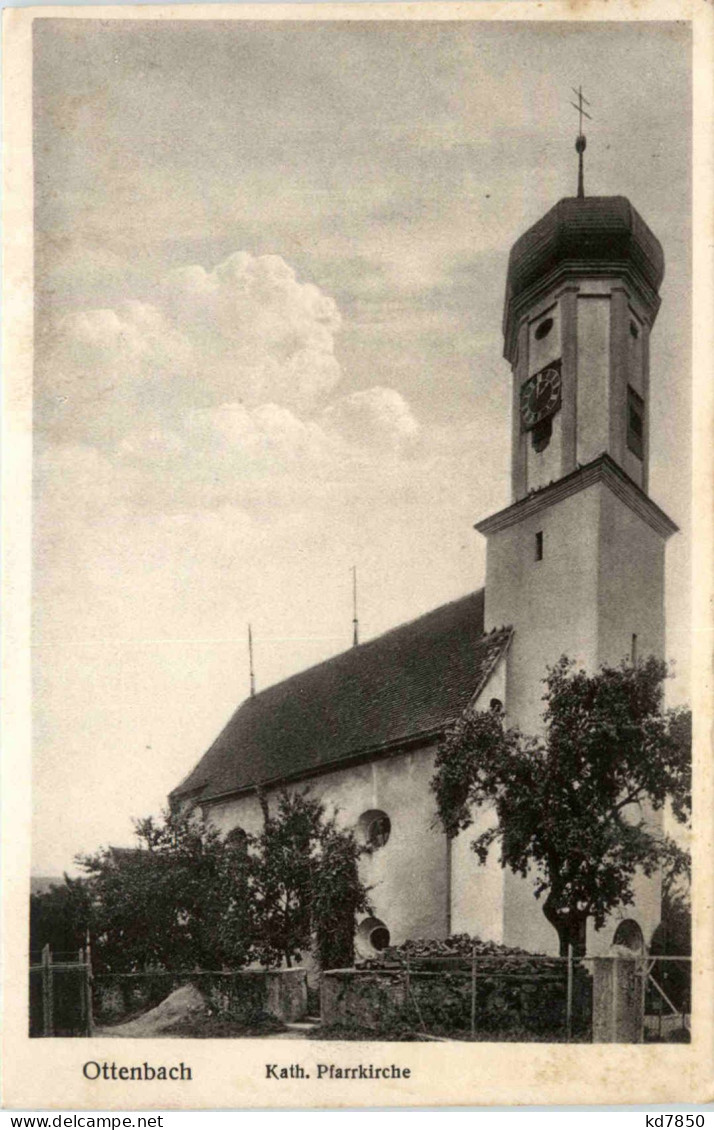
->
170;589;512;804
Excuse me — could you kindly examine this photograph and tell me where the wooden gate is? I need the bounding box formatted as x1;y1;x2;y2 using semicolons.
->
29;944;94;1037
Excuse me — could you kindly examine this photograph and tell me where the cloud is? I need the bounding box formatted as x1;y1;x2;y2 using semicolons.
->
320;387;419;451
32;247;503;659
36;250;344;444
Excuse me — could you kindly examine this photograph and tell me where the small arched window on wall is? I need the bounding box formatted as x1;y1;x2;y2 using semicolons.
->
612;919;645;953
358;809;391;850
224;825;248;853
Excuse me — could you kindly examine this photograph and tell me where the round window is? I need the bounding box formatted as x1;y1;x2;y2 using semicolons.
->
370;925;391;951
534;317;554;341
367;814;390;848
357;916;392;955
225;826;248;851
358;809;391;849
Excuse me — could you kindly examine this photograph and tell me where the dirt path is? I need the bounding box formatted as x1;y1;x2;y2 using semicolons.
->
96;984;205;1037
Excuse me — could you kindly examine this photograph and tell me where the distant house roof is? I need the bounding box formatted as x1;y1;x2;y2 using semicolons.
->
170;589;512;806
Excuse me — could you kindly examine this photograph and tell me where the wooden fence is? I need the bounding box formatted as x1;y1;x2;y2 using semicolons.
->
29;944;94;1037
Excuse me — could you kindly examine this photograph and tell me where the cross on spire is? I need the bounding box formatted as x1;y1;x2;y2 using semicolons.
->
569;86;592;198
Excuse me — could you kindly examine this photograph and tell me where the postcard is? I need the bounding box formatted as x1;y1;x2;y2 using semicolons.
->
3;0;713;1109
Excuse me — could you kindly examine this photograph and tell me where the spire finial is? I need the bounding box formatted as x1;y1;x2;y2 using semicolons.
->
569;86;592;198
351;566;359;647
248;623;256;697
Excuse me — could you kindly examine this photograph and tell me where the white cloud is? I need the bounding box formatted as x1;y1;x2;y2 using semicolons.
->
32;248;501;662
321;386;419;451
36;250;345;444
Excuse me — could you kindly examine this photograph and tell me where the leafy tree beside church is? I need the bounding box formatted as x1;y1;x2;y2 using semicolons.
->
431;656;691;956
65;791;370;972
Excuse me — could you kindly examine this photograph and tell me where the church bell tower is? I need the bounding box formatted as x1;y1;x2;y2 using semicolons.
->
476;130;678;738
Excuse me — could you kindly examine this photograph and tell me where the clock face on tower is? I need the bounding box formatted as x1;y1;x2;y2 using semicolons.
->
520;361;562;431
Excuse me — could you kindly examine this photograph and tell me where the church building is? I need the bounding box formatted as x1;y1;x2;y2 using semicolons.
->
170;147;677;959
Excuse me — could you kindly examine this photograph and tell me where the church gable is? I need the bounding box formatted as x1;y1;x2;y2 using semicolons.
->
171;588;512;806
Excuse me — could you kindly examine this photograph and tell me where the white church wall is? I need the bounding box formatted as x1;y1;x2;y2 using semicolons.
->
450;658;507;941
528;298;561;376
485;484;601;734
203;741;449;953
594;485;667;954
315;744;448;949
450;806;504;943
207;791;264;837
502;869;561;956
596;485;666;669
526;412;563;492
485;482;668;956
577;293;611;465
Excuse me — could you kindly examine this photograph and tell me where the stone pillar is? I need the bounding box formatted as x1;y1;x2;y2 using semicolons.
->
592;950;645;1043
265;969;308;1023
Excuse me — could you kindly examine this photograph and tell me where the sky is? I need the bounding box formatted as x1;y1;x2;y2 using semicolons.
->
31;17;692;876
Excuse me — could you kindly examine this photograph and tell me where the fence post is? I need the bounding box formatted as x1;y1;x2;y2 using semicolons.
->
41;944;54;1037
639;957;649;1044
85;930;95;1037
79;948;86;1031
470;944;477;1039
566;945;573;1041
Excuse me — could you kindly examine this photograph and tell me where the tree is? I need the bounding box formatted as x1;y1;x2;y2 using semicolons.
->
77;807;253;972
431;656;691;955
650;846;691;1012
30;875;92;956
311;815;373;971
76;790;370;973
250;790;371;969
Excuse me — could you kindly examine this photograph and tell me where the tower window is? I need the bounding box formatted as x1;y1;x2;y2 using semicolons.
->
535;531;543;561
627;386;644;459
534;316;554;341
629;320;640;340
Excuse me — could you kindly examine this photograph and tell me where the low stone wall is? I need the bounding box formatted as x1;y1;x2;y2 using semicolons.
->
321;964;592;1037
265;969;308;1023
321;969;406;1030
95;968;307;1026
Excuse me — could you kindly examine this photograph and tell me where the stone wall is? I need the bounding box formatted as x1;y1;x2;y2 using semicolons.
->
321;969;406;1030
592;954;645;1043
95;968;307;1026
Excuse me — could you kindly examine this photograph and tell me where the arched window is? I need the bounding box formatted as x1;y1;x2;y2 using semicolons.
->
224;825;248;851
613;919;645;953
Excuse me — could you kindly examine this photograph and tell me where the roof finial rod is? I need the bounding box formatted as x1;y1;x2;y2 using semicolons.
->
569;85;592;199
248;623;256;697
351;565;359;647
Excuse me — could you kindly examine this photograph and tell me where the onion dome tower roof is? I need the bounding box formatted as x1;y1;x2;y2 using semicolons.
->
502;195;665;362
